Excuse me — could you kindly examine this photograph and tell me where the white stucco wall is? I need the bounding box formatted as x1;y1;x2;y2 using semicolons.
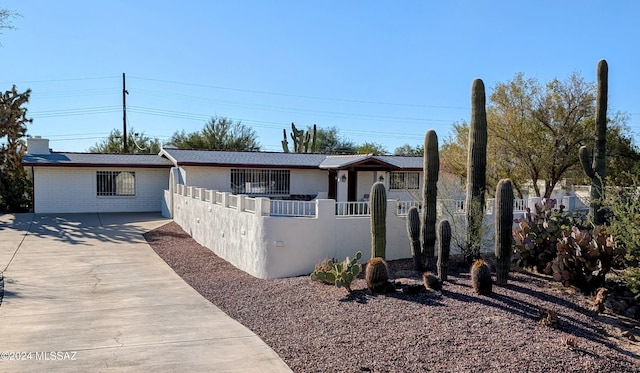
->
170;188;414;279
32;166;169;213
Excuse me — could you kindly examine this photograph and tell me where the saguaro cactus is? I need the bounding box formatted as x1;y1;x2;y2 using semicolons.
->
465;79;488;259
495;179;514;285
579;59;608;225
406;206;423;270
282;123;317;153
421;129;439;270
437;219;451;281
370;182;387;259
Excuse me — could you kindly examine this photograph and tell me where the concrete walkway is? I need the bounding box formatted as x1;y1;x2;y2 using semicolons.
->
0;213;292;372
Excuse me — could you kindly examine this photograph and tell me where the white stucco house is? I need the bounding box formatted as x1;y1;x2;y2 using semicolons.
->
23;137;426;214
22;136;430;279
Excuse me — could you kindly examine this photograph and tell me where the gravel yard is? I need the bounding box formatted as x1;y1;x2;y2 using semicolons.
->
145;222;639;373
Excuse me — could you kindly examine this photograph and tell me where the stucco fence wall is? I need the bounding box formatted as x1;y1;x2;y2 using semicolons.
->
167;185;587;279
169;186;421;279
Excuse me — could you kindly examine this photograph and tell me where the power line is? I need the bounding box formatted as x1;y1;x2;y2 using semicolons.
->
128;75;469;110
0;76;120;84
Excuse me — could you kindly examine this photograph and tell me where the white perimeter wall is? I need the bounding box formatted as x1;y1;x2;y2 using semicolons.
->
170;189;414;279
33;167;169;213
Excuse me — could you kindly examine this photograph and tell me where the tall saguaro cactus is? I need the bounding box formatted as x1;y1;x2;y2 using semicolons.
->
421;130;439;270
495;179;514;285
465;79;488;259
370;182;387;259
437;219;452;281
579;59;608;225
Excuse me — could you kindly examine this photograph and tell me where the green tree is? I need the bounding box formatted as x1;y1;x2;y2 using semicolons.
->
394;144;423;156
312;126;356;154
168;116;260;151
0;85;32;212
441;72;635;198
356;142;387;155
88;129;162;154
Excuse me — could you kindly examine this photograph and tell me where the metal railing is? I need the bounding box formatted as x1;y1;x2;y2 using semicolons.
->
336;201;369;216
270;200;316;217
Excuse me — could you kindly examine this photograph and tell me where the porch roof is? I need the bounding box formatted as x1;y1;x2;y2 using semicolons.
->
22;152;174;168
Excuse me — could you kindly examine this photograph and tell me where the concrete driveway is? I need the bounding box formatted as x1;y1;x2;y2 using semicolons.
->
0;213;291;372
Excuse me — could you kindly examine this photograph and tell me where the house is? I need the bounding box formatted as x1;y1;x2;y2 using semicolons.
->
22;137;173;214
23;137;425;214
22;137;430;279
159;147;424;205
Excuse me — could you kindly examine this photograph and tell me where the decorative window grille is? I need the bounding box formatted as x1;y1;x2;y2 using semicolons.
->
389;171;420;190
96;171;135;196
230;169;290;195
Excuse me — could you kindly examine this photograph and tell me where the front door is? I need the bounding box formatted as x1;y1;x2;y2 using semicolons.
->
327;170;337;200
348;170;357;201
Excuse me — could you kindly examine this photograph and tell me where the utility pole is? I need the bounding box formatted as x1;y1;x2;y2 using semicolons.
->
122;72;129;153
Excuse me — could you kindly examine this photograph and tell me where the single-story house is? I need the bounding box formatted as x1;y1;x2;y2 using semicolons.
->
23;137;426;214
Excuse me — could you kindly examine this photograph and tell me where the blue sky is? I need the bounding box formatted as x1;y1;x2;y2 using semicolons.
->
1;1;639;153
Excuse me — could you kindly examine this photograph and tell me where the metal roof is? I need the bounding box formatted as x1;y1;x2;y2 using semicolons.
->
22;152;174;168
22;149;423;171
161;148;423;170
161;149;328;168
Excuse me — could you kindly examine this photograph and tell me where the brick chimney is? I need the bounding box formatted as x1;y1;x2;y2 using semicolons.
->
27;136;51;155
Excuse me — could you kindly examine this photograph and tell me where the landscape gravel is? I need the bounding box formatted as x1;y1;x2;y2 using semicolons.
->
145;222;639;373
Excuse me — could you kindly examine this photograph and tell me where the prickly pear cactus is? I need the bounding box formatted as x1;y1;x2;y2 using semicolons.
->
407;206;423;270
365;257;389;293
465;79;488;259
579;59;608;225
310;251;362;293
421;129;439;270
370;182;387;259
437;219;451;281
495;179;514;285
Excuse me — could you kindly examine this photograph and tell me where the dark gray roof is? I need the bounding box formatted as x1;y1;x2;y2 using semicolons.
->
161;149;328;168
161;148;423;170
376;155;423;169
22;152;174;167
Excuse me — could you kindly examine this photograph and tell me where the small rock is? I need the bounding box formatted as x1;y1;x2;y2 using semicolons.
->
621;330;637;341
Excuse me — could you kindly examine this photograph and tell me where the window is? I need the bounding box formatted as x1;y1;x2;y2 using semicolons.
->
230;169;290;195
389;171;419;190
97;171;135;196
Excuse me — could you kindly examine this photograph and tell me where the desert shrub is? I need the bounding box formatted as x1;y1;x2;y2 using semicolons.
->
603;173;640;297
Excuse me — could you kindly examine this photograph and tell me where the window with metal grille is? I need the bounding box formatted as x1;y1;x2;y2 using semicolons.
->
389;171;420;190
230;169;290;195
96;171;135;196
